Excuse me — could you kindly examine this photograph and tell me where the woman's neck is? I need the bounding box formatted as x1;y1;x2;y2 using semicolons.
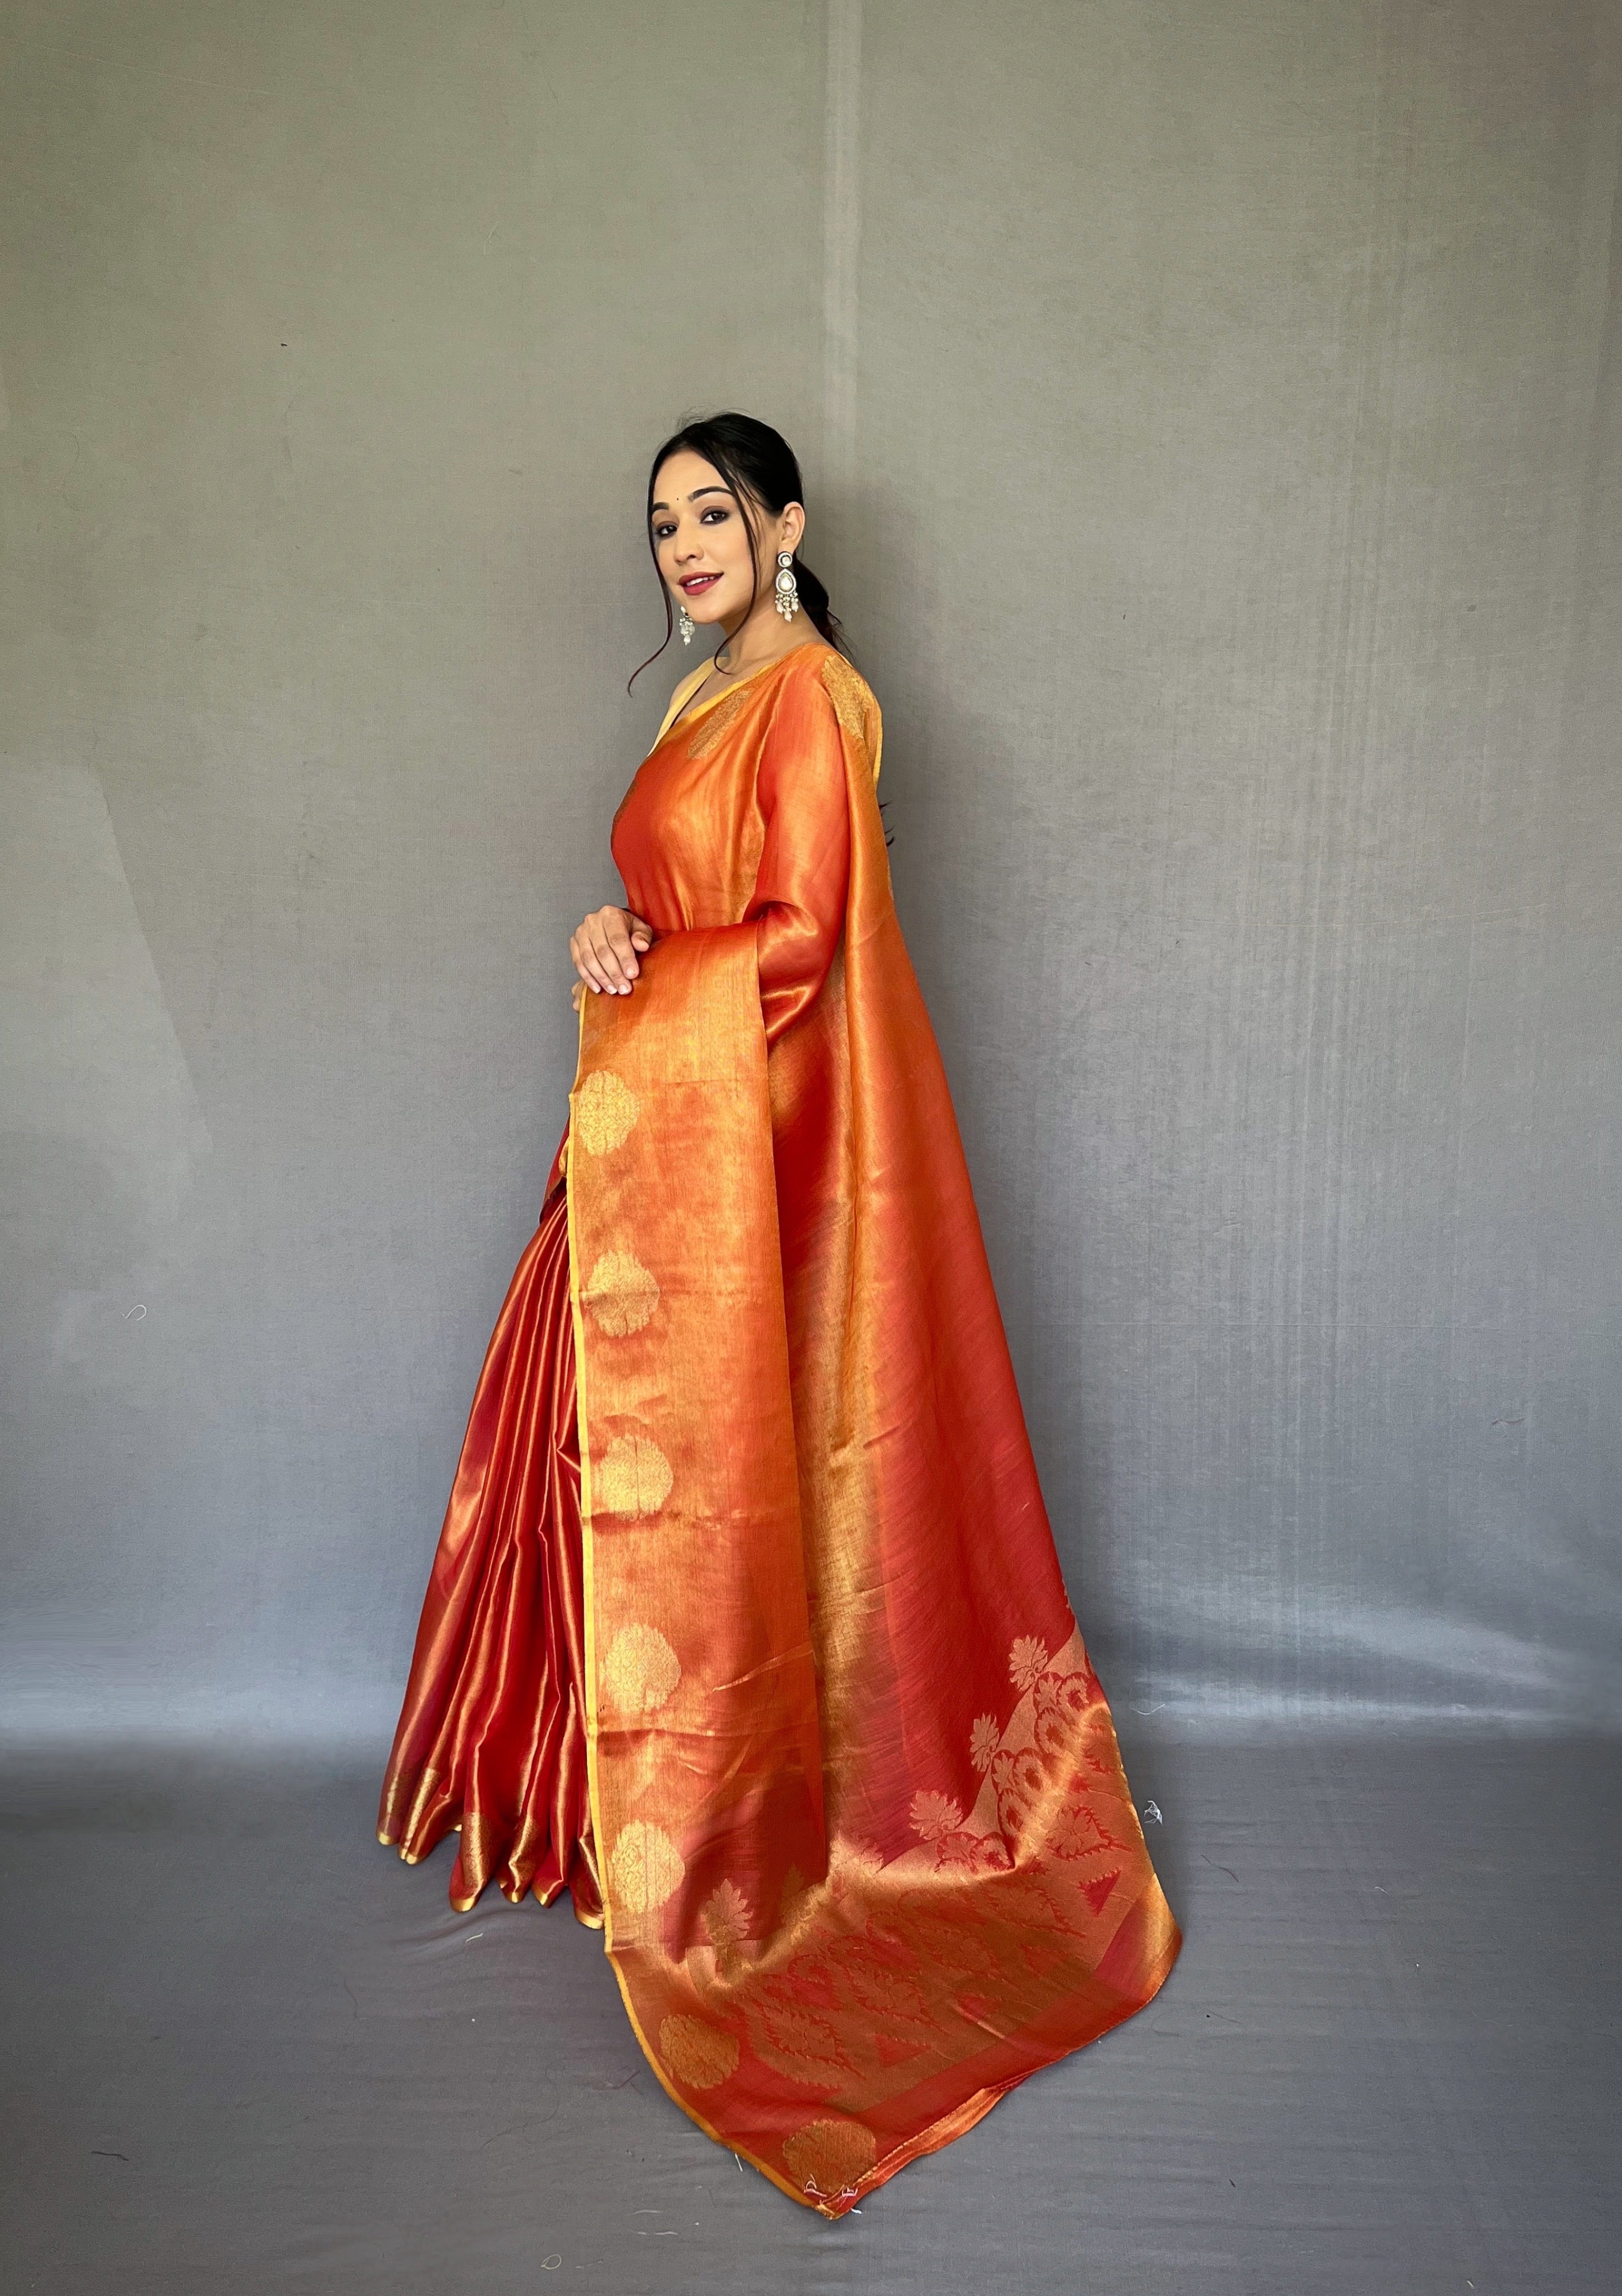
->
711;594;825;680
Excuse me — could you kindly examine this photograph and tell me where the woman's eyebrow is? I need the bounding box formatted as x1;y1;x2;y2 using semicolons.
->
650;486;735;514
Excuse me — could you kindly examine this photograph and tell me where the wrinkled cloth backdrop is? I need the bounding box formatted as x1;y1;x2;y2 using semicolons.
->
2;0;1618;2290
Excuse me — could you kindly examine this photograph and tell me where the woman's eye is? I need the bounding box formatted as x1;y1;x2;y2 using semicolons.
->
652;522;674;540
700;507;728;524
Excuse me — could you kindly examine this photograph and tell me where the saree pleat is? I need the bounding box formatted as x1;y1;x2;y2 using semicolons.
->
377;1183;601;1925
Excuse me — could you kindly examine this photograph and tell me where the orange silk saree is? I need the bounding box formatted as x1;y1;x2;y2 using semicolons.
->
380;644;1178;2213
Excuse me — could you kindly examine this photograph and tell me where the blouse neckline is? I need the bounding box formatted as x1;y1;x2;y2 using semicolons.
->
651;643;830;751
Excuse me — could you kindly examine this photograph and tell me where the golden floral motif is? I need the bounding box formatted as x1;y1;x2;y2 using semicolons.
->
574;1069;639;1155
755;1997;852;2088
910;1779;1016;1873
932;1828;1013;1875
726;1841;1152;2145
970;1713;1000;1772
596;1433;673;1518
844;1953;933;2030
1032;1662;1097;1757
908;1789;963;1843
1049;1788;1122;1864
659;2014;739;2090
699;1879;752;1978
782;2116;878;2196
1042;1764;1130;1918
701;1879;751;1948
1009;1635;1049;1692
583;1247;660;1336
608;1819;686;1913
602;1622;681;1713
991;1744;1050;1850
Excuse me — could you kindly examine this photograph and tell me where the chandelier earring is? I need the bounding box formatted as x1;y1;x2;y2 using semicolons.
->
774;550;800;623
676;597;695;645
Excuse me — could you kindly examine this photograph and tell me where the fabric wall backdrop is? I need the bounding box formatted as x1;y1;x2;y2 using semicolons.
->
2;0;1617;1748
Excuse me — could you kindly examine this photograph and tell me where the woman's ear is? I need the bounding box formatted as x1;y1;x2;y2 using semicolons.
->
780;500;807;555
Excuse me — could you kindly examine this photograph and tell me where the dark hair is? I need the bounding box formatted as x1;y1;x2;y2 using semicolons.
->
630;411;845;688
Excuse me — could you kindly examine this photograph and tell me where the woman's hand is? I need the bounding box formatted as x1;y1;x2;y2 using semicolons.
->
570;905;653;1001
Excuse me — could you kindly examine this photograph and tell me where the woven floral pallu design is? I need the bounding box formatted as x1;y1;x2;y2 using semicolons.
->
559;648;1179;2215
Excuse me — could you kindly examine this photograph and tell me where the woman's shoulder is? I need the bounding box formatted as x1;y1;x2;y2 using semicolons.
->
785;645;882;780
778;639;874;698
778;642;881;744
667;659;710;705
649;660;713;748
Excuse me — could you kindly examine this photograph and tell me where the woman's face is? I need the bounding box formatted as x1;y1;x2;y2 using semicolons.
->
650;450;802;633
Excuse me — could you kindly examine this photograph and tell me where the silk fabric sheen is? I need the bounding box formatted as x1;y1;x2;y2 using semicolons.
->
383;646;1178;2213
379;1186;601;1922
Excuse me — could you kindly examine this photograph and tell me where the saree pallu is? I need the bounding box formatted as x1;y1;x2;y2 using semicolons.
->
382;645;1178;2213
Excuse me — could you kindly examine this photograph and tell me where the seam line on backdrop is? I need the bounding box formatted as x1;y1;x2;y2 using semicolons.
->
823;0;861;500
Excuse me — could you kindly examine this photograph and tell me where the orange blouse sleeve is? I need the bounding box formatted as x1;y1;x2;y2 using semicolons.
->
743;667;852;1047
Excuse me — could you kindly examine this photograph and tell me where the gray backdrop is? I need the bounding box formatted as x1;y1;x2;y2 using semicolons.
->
3;0;1619;1750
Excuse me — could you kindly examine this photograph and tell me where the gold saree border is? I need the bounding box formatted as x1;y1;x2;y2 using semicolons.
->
565;994;610;1957
564;967;830;2217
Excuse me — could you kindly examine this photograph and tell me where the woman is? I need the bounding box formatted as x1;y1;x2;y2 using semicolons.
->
379;413;1178;2215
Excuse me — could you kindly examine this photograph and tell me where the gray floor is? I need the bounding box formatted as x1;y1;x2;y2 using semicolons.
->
1;1733;1615;2295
